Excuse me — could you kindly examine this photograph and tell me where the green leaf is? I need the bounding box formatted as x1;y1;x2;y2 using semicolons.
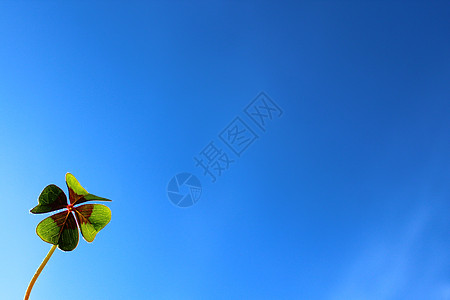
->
66;173;88;204
76;193;112;205
66;173;112;205
74;204;111;243
36;211;79;251
30;184;68;214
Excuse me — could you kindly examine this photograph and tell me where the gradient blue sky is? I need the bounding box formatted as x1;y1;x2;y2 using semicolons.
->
1;1;449;299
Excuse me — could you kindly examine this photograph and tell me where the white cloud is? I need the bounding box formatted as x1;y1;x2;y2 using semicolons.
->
329;205;450;300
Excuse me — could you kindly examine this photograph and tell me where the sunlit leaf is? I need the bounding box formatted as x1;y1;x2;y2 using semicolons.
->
36;210;79;251
66;173;112;205
30;184;68;214
79;193;111;203
74;204;111;242
66;173;88;204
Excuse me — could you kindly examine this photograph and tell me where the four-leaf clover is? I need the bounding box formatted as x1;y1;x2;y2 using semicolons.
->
30;173;112;251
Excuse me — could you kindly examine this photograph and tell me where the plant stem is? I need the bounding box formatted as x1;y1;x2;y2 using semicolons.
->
24;244;57;300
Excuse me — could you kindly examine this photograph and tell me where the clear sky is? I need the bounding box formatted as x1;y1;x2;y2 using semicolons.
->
1;1;449;299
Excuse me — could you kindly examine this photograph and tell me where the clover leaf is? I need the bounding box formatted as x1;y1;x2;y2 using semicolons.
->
25;173;112;299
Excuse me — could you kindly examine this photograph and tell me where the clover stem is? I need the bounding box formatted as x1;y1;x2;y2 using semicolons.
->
24;244;57;300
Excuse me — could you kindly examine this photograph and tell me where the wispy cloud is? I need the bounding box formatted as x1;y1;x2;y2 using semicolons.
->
329;205;450;300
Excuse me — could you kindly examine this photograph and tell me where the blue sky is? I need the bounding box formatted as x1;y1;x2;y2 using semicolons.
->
1;1;449;299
